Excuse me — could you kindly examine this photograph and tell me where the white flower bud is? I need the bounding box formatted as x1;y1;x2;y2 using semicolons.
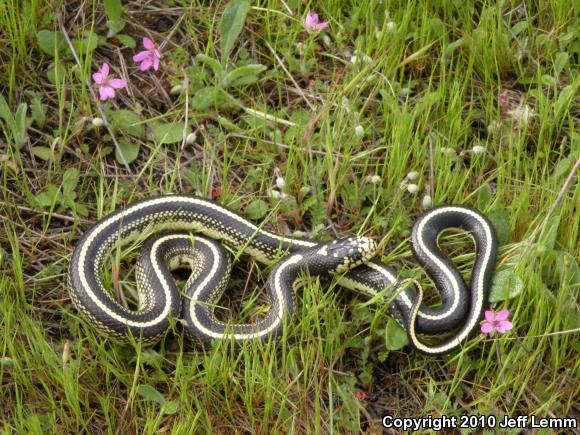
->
185;132;197;145
471;145;487;154
170;84;183;95
369;175;381;184
422;195;433;208
406;171;419;181
269;189;283;200
439;147;457;156
91;117;105;127
386;21;397;33
275;176;286;190
354;125;364;138
407;184;419;194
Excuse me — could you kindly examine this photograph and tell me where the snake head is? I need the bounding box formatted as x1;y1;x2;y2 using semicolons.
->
315;236;377;273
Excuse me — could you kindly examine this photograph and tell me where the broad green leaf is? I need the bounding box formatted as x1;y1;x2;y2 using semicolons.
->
72;31;99;56
14;103;28;147
191;86;220;111
35;184;60;208
46;61;66;85
552;156;572;181
219;0;250;65
36;30;67;56
103;0;123;21
541;74;556;87
385;318;408;350
245;199;267;220
115;139;140;164
443;38;464;57
135;384;166;406
228;74;260;87
62;168;79;196
109;109;144;137
429;17;446;37
0;94;15;130
116;34;136;48
153;122;189;144
223;64;266;87
554;52;569;76
510;21;528;38
476;184;492;210
31;95;46;127
196;53;224;79
489;270;524;302
540;215;560;250
161;401;179;415
488;211;510;246
32;146;52;161
106;19;126;37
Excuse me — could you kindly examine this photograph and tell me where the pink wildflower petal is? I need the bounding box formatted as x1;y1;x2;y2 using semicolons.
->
99;86;115;101
101;63;109;77
92;72;104;84
315;22;329;29
140;58;152;71
495;309;510;321
495;321;513;333
480;322;493;334
133;51;149;62
153;56;160;71
143;37;154;50
109;78;126;89
484;310;495;322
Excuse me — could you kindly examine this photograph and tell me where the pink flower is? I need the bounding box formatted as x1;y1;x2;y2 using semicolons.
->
304;11;328;32
480;309;513;335
132;37;162;71
499;91;508;106
92;63;126;101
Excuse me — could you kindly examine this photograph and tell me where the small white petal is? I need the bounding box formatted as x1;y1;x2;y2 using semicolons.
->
422;195;433;208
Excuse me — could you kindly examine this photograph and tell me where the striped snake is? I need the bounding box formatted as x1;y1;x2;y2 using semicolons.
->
68;195;497;355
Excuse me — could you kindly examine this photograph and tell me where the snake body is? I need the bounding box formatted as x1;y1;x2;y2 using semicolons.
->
68;195;497;354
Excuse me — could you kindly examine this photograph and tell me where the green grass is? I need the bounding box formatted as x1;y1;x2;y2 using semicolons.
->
1;0;579;433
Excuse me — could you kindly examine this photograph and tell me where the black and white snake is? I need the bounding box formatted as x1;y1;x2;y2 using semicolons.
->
68;195;497;355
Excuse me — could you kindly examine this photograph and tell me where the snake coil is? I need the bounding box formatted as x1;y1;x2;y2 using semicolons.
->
68;195;497;354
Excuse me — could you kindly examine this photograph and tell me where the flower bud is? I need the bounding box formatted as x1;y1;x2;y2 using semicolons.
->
170;84;183;95
185;132;197;145
406;171;419;181
407;184;419;194
91;117;105;127
275;176;286;190
422;195;433;208
354;125;364;138
471;145;487;154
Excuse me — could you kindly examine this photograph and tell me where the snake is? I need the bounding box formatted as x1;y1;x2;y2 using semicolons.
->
68;195;497;355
